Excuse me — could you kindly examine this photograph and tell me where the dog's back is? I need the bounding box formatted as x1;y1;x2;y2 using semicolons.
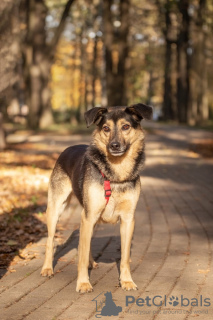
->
50;144;88;206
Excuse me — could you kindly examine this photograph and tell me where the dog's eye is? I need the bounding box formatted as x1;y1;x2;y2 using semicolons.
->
103;126;110;132
122;124;130;130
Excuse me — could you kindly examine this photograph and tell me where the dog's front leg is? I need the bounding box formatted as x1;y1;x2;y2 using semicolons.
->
76;211;95;293
120;217;138;291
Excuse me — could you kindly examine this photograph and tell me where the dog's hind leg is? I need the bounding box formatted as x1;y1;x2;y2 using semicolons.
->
89;223;98;269
89;244;98;269
41;172;72;277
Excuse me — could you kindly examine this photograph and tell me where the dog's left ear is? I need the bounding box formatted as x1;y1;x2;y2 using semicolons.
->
84;107;107;127
126;103;153;121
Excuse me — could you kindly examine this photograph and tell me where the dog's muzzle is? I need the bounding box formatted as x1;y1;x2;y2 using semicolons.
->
108;142;126;156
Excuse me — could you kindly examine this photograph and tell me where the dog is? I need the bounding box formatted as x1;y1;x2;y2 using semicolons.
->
101;291;122;316
41;103;153;293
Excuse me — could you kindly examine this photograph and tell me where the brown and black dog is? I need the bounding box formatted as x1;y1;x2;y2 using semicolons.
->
41;103;153;293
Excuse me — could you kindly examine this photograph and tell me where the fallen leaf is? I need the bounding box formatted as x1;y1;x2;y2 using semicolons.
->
198;269;210;274
58;258;67;262
6;240;18;246
55;269;63;273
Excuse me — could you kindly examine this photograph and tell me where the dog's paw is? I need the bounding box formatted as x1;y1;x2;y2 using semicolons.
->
121;280;138;291
89;261;99;269
40;267;53;277
93;261;99;269
76;282;93;293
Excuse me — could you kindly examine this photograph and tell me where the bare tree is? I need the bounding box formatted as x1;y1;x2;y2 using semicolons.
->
24;0;75;129
0;113;6;150
162;0;178;120
188;0;209;124
103;0;130;106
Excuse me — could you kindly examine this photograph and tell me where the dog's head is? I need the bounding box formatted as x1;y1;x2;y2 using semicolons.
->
84;104;153;157
104;291;112;298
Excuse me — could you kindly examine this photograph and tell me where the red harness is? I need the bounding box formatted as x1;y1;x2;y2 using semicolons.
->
100;171;111;205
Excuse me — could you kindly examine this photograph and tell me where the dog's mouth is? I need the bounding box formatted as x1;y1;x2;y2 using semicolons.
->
108;149;126;157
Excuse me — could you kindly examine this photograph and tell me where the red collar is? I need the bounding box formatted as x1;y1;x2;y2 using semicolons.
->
100;171;111;205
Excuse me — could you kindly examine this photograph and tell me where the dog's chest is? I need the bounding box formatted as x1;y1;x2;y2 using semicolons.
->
87;179;140;224
100;197;118;223
100;187;133;224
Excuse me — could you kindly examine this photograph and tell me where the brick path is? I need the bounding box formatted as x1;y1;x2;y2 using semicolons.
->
0;124;213;320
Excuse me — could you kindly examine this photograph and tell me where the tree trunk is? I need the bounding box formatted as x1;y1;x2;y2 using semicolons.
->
103;0;129;106
92;35;98;108
177;0;208;124
25;0;52;129
190;0;208;124
78;30;86;121
24;0;75;129
177;0;190;123
163;2;177;120
0;113;6;150
163;41;173;119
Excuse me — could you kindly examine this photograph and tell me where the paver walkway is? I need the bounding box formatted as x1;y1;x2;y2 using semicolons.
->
0;123;213;320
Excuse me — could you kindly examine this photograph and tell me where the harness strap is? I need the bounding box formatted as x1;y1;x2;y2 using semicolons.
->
100;171;111;205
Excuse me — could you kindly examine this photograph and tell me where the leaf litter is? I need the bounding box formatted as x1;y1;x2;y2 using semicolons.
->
0;147;62;270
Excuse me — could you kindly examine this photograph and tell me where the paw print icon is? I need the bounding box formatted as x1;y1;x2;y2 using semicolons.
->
169;296;179;306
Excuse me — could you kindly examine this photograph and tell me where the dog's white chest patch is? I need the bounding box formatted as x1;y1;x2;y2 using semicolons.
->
101;197;119;223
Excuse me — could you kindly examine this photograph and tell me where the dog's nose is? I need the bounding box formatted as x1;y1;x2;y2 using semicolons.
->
110;142;120;150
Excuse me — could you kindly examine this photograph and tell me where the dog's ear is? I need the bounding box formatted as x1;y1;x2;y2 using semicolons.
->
84;107;107;127
126;103;153;121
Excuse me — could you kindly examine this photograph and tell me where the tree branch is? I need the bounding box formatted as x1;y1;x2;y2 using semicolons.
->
49;0;75;56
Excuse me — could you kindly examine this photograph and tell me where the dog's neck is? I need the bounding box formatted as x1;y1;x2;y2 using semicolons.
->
87;137;145;182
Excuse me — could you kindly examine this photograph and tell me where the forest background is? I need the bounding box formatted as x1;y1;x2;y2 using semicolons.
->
0;0;213;149
0;0;213;272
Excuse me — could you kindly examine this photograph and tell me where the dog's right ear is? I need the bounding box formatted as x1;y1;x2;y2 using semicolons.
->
126;103;153;121
84;107;107;127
